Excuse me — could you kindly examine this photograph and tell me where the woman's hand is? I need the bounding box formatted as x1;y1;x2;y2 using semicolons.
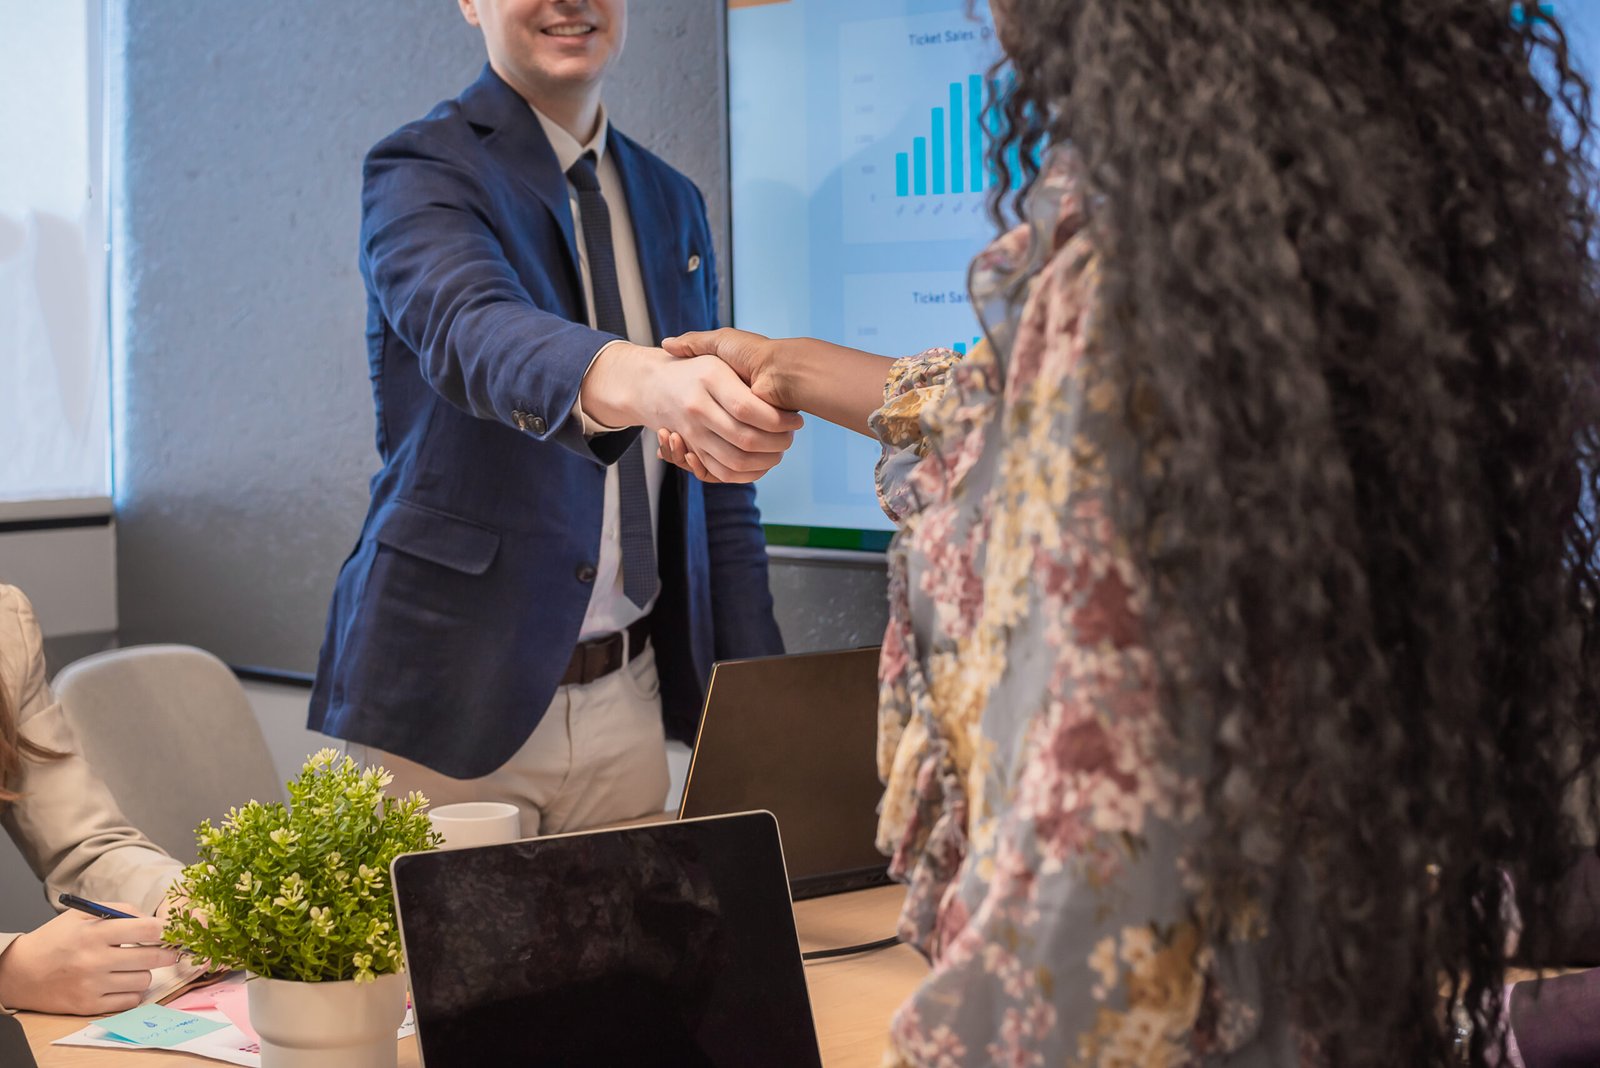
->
666;331;896;441
0;905;177;1014
663;330;793;411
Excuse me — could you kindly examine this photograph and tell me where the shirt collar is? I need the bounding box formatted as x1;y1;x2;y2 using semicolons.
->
531;103;610;174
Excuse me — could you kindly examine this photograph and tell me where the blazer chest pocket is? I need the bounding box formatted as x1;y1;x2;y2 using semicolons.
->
668;277;716;333
373;499;500;575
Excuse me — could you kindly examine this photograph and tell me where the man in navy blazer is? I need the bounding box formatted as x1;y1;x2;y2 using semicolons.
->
309;0;796;833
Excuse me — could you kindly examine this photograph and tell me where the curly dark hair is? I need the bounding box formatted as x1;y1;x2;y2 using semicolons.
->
990;1;1600;1063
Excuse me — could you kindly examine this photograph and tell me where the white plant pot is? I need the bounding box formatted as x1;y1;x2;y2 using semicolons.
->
248;970;408;1068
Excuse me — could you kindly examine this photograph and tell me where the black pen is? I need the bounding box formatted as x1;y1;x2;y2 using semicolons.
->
58;892;138;920
59;892;197;956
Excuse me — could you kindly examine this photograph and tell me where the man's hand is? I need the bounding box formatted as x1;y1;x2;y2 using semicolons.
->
579;342;802;483
0;905;177;1015
656;428;717;484
662;329;793;411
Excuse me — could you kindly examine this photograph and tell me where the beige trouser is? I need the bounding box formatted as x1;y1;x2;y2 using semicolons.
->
345;644;671;837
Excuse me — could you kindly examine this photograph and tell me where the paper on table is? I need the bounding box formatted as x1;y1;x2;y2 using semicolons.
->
214;985;259;1043
168;980;259;1043
55;1009;262;1067
54;998;417;1067
99;1004;229;1048
166;982;230;1013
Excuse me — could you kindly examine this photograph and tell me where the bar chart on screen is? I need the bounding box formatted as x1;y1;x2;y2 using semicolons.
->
887;75;1025;201
839;10;1006;244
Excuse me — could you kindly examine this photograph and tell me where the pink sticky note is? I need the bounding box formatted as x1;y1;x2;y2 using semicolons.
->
167;988;218;1013
214;985;259;1044
169;980;245;1014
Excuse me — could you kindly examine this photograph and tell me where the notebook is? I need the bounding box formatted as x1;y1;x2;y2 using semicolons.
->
391;811;823;1068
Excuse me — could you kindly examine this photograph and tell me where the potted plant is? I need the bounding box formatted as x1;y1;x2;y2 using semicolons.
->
164;748;441;1068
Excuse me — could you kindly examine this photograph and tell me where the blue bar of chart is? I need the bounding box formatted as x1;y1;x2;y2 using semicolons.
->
969;75;983;193
950;83;964;194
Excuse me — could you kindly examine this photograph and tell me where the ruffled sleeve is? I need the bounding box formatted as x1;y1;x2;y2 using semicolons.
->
869;348;965;524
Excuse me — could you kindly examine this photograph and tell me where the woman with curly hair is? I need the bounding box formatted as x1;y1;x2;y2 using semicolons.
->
663;0;1600;1062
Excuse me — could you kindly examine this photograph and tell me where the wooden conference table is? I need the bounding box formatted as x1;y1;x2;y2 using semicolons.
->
22;883;927;1068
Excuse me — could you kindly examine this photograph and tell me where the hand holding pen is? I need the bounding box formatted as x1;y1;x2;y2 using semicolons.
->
0;894;177;1015
59;893;197;953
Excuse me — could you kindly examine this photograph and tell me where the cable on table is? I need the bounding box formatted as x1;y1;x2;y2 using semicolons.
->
801;936;901;961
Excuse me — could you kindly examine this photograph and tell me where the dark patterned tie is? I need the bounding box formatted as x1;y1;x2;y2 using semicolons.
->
567;152;657;609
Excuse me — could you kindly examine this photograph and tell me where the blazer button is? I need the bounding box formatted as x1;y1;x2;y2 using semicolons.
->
687;253;701;273
576;563;597;583
530;415;547;434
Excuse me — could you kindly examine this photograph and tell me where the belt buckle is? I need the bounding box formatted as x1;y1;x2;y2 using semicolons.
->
582;631;622;683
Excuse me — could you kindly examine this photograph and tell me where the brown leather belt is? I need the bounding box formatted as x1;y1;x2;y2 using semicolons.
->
559;615;652;687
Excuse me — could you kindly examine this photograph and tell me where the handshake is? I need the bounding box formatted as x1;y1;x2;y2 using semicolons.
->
579;328;804;485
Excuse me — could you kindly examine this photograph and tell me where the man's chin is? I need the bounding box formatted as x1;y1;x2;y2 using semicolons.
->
525;58;610;91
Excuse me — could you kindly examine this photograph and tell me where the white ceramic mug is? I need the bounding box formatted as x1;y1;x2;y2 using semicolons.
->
427;801;521;849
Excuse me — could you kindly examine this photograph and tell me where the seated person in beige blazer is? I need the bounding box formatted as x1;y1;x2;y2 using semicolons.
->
0;583;184;1014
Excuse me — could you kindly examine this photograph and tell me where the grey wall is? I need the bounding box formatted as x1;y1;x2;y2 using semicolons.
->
113;0;885;671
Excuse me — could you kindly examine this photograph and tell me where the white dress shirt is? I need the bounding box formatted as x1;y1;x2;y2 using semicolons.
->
532;104;665;641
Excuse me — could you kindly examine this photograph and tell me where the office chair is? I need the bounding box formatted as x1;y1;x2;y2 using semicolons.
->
52;644;287;865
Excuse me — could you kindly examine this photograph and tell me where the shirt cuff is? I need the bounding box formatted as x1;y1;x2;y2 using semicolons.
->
572;339;632;437
0;932;21;1014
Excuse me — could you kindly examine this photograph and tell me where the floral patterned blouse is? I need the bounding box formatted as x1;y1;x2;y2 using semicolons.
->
868;150;1302;1066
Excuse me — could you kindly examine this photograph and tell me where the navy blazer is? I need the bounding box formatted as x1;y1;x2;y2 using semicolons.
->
308;66;784;778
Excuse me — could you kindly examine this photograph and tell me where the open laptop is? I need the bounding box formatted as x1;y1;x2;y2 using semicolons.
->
391;811;823;1068
679;646;890;900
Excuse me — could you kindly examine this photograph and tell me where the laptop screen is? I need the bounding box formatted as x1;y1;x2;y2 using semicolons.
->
391;812;823;1068
680;647;888;897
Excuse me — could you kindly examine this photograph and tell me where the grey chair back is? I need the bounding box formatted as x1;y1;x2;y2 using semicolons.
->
52;644;287;865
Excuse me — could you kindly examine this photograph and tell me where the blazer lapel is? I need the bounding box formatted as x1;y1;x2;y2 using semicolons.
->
456;65;583;282
607;129;677;343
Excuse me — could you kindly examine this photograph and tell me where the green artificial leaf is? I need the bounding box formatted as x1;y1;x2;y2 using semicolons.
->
163;748;442;982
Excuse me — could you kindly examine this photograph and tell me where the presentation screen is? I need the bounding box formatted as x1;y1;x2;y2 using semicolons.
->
728;0;1600;550
728;0;1005;550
